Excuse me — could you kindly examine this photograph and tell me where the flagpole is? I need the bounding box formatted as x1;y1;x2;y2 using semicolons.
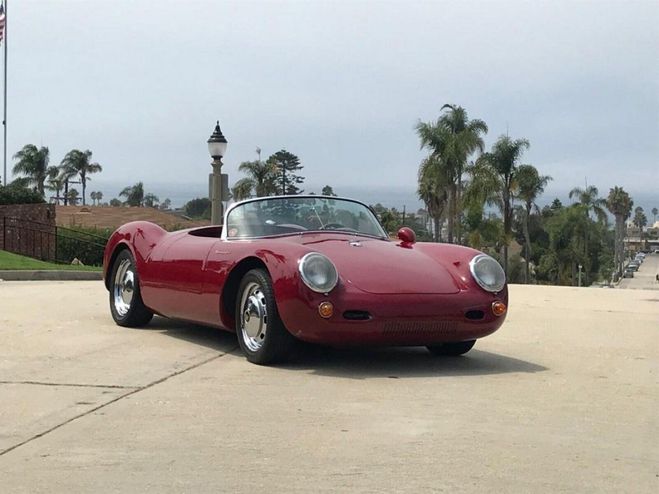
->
2;0;7;186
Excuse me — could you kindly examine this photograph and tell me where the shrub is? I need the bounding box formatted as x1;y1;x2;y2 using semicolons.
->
56;226;111;266
0;184;45;205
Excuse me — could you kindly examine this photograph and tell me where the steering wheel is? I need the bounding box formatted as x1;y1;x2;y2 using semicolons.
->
321;223;358;232
321;222;346;229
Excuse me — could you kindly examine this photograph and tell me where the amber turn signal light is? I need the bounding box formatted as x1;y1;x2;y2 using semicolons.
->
318;301;334;319
492;301;507;317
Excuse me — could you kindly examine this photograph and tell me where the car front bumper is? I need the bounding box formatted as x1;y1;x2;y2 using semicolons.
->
276;283;508;346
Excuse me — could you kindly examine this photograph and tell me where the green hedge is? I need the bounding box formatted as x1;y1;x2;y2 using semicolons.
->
56;226;110;266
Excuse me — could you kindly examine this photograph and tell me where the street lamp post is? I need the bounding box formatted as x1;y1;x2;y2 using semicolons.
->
207;121;227;225
578;264;583;287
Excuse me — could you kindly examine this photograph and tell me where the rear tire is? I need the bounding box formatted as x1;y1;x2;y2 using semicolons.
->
109;249;153;327
427;340;476;357
235;268;295;365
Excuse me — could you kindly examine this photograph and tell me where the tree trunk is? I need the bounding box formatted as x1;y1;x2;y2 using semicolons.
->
502;190;510;276
456;175;462;245
447;187;454;243
524;206;531;284
583;230;588;286
82;179;87;206
433;216;440;242
615;215;623;277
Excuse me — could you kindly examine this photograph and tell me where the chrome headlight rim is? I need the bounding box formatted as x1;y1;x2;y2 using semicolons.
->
469;254;506;293
298;252;339;293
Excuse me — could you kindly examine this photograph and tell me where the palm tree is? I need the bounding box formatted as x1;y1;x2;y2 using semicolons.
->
606;186;633;278
56;164;79;206
232;178;254;202
235;160;278;197
96;191;103;206
633;206;647;229
568;185;607;285
417;156;449;242
143;193;159;208
569;186;608;223
473;135;530;275
120;182;145;207
516;165;551;283
47;174;66;204
438;104;488;244
60;149;103;205
12;144;57;197
90;191;98;206
416;105;487;244
67;188;80;206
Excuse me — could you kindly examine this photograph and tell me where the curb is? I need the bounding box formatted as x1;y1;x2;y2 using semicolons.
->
0;270;103;281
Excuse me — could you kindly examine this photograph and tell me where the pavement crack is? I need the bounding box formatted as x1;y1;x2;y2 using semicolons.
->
0;380;137;389
0;348;236;457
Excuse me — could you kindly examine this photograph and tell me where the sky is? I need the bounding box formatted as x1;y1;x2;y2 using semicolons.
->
5;0;659;210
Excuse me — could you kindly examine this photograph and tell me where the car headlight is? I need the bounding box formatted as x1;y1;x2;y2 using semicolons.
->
299;252;338;293
469;254;506;293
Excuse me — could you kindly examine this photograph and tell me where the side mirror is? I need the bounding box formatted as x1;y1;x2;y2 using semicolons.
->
397;227;416;245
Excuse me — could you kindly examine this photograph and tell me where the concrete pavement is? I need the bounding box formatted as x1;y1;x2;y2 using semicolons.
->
0;281;657;492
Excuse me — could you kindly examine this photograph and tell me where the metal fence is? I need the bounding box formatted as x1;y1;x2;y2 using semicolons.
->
1;216;108;266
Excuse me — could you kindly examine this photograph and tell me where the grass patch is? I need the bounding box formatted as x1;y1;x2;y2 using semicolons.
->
0;250;102;271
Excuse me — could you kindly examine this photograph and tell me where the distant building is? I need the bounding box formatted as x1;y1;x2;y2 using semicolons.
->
624;224;659;253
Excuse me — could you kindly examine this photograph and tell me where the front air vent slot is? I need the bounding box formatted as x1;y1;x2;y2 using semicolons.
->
343;310;371;321
465;310;485;320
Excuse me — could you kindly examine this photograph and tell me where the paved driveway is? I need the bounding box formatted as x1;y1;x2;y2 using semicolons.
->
0;281;657;493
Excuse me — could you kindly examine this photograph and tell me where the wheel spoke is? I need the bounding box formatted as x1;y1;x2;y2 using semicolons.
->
113;259;135;317
239;283;268;352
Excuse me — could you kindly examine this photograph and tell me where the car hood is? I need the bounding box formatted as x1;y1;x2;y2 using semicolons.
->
296;235;460;295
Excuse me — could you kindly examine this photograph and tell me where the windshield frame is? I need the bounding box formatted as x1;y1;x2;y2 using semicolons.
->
221;195;388;241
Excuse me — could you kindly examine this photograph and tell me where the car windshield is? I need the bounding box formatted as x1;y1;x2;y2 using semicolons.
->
225;196;387;239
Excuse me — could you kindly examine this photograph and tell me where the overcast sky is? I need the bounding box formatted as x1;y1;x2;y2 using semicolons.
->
7;0;659;208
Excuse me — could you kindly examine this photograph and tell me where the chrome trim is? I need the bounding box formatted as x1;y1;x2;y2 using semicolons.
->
469;254;506;293
239;281;269;352
113;259;135;316
298;252;339;293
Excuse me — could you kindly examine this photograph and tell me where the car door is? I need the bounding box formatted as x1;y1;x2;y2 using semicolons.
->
142;233;218;322
193;239;235;327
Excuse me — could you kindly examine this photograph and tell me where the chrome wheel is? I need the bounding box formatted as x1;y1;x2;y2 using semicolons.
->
239;282;268;352
108;249;153;327
113;258;135;317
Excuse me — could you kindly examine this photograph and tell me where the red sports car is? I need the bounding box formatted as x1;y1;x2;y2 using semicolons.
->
103;196;508;364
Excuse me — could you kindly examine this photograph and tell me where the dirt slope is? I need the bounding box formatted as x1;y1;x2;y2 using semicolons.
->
56;206;209;231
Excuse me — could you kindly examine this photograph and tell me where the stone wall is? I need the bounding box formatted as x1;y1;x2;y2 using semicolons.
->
0;204;57;260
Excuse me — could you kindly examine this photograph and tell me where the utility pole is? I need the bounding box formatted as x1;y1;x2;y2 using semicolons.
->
2;0;8;186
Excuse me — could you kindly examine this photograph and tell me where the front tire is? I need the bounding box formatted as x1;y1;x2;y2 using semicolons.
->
109;249;153;327
427;340;476;357
235;269;295;365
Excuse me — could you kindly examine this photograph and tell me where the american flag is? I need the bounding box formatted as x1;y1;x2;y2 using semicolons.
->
0;3;5;45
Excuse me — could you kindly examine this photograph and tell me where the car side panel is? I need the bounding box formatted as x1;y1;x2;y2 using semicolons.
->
141;234;220;323
194;240;235;327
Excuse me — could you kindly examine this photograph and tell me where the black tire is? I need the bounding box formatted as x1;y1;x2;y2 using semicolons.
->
427;340;476;357
235;268;295;365
109;249;153;327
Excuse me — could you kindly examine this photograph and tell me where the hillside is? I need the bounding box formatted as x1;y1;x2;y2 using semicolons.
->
56;206;210;231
